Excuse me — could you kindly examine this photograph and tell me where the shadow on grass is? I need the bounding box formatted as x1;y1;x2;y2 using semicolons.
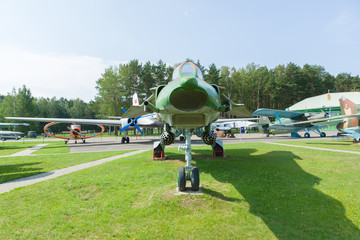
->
0;162;44;183
168;147;360;239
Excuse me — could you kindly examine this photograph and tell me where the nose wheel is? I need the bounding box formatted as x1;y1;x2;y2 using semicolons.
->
178;166;199;191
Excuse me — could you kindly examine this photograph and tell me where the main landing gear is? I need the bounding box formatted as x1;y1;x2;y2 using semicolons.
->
121;136;130;143
304;128;326;138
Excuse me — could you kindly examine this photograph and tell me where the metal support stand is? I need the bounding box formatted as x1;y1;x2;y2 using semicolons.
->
212;140;225;158
153;141;165;160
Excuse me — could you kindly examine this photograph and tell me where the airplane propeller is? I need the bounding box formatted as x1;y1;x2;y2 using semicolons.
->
321;106;332;118
119;113;155;135
67;126;85;137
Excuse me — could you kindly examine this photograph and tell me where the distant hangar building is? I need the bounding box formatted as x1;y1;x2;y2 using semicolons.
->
286;92;360;113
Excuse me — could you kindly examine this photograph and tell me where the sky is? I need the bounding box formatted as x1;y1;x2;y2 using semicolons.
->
0;0;359;102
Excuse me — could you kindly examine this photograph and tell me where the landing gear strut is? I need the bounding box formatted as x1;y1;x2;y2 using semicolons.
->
177;129;200;191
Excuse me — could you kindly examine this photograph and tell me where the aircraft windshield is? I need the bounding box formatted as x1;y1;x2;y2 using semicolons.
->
172;62;204;80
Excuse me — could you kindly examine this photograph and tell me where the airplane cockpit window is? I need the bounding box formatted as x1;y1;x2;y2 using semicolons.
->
180;62;195;76
172;62;204;80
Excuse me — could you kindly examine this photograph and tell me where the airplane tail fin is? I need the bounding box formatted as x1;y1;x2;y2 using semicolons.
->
132;93;139;106
339;96;358;115
257;116;271;134
259;116;271;125
338;96;359;129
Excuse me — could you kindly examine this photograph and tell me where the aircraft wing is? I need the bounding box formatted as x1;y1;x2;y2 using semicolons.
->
5;117;123;126
253;109;304;119
285;113;360;126
121;94;155;118
0;123;30;127
215;118;258;123
221;94;252;117
268;125;302;132
121;105;152;118
227;104;252;117
340;127;360;140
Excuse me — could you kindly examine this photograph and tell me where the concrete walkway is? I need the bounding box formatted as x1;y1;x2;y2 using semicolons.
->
0;149;146;194
267;142;360;155
7;143;49;157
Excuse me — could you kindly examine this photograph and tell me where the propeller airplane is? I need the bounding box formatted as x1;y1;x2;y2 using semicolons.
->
253;102;360;138
6;61;251;191
43;122;105;144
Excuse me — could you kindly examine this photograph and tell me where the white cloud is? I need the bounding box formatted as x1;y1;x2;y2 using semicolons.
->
0;45;118;102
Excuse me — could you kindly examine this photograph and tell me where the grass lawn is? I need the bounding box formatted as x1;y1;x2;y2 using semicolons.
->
31;141;70;154
275;138;360;152
0;143;360;239
0;141;39;156
0;150;131;183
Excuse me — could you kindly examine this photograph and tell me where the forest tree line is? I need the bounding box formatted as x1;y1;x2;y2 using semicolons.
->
0;59;359;133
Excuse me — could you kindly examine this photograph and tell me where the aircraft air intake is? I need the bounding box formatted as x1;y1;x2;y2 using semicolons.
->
170;90;208;111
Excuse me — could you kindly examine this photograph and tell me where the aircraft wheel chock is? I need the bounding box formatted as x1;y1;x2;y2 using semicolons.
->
178;167;186;191
191;167;200;191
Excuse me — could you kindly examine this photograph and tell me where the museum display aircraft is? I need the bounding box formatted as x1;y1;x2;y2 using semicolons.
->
43;122;105;144
211;118;258;131
253;105;360;138
120;61;251;191
0;123;29;141
107;93;164;143
6;61;251;191
337;97;360;143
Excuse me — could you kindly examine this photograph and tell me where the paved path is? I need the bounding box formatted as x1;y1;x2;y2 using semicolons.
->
0;149;146;194
4;143;49;157
267;142;360;155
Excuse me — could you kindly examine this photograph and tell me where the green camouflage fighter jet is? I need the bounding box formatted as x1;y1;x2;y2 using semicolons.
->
122;61;251;191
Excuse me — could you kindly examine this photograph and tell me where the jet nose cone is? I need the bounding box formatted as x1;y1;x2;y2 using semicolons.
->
180;77;198;90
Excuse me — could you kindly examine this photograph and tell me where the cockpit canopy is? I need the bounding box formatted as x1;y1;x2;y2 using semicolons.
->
172;62;204;80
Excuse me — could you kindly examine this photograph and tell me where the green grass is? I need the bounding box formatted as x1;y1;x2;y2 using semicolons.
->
0;142;360;239
275;138;360;152
0;141;41;156
31;141;70;154
0;141;70;156
0;150;131;183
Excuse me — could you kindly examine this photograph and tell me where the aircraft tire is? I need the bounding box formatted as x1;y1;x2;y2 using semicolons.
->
178;167;186;191
126;137;130;143
304;133;310;138
191;167;199;191
121;137;125;144
320;132;326;137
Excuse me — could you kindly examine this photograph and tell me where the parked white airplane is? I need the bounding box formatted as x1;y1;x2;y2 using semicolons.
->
211;118;258;131
0;123;29;141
